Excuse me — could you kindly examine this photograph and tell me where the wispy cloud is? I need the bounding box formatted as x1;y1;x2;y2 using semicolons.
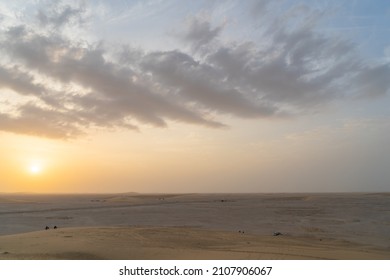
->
176;15;224;53
0;1;388;139
37;4;85;29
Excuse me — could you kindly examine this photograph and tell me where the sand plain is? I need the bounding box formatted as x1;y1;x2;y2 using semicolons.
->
0;193;389;259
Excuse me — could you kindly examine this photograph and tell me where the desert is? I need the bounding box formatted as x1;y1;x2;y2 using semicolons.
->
0;192;389;260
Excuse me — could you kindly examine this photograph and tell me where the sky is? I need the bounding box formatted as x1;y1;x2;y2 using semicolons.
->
0;0;389;193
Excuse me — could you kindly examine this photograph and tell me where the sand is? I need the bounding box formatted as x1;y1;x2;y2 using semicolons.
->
0;193;389;259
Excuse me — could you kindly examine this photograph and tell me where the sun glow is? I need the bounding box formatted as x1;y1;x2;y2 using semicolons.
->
28;163;43;175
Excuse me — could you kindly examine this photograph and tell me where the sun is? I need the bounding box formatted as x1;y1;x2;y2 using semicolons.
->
28;163;42;175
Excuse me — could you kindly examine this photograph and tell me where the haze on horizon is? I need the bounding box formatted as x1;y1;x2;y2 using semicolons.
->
0;0;389;193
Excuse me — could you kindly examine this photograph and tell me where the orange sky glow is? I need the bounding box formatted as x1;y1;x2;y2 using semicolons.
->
0;1;389;193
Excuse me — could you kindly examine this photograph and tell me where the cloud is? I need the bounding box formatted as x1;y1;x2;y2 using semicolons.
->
0;2;389;139
1;20;225;137
0;65;44;96
177;15;224;53
206;29;360;107
355;64;390;97
0;103;83;139
37;3;85;29
249;0;279;16
140;50;278;118
385;46;390;60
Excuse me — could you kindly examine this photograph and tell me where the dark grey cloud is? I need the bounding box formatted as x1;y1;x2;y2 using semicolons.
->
0;2;389;139
355;64;390;97
0;104;83;139
249;0;276;16
204;31;361;107
0;24;224;137
0;65;44;96
140;50;278;117
6;25;27;37
178;16;223;53
37;4;84;28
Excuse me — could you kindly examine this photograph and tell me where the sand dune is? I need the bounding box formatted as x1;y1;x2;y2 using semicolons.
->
0;226;388;260
0;193;389;259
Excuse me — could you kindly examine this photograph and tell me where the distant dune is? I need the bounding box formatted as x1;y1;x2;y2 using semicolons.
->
0;193;389;259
